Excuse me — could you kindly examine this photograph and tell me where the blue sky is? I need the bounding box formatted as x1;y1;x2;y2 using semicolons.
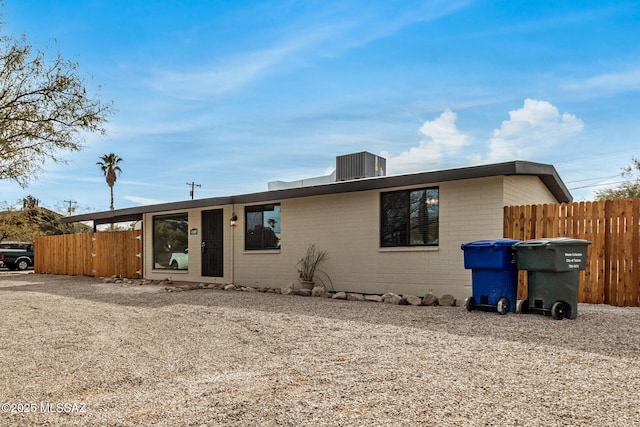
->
2;0;639;214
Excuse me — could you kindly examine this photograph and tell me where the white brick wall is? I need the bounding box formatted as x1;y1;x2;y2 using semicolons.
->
142;174;560;301
503;175;558;206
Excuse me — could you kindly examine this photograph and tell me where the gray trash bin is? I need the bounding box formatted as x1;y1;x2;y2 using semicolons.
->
513;238;591;320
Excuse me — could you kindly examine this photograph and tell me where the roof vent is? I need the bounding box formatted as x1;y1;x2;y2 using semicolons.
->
335;152;386;181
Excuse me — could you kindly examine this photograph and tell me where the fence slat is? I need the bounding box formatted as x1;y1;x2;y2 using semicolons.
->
620;199;632;306
631;199;640;306
582;201;594;303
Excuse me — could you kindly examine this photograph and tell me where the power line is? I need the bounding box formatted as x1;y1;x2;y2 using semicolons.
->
565;175;619;184
569;180;626;191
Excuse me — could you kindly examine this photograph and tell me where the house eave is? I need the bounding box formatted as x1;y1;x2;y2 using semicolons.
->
63;160;571;225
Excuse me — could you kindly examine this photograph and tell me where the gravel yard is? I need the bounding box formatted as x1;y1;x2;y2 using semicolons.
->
1;273;639;427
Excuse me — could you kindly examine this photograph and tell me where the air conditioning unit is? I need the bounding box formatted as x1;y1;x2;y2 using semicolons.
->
335;152;386;181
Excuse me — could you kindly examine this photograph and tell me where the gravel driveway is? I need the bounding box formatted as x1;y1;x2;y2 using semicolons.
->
1;273;639;426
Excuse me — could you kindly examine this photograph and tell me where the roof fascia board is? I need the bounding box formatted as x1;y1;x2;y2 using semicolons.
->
63;161;571;224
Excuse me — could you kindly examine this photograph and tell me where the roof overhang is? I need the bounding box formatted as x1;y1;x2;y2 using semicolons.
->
63;160;571;225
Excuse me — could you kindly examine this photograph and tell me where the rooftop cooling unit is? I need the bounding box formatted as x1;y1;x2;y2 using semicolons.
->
335;152;386;182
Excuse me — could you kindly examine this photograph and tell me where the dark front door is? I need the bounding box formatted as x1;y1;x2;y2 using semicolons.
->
202;209;223;277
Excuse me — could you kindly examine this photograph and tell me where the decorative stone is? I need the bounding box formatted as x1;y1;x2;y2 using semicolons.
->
223;284;237;291
311;285;327;297
382;292;403;305
281;282;294;295
405;295;423;306
422;293;439;306
439;294;456;306
347;293;364;302
293;288;312;296
332;291;347;300
364;294;383;302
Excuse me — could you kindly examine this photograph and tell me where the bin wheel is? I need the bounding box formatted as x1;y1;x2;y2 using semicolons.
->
516;299;529;314
551;301;567;320
497;297;509;315
464;297;474;312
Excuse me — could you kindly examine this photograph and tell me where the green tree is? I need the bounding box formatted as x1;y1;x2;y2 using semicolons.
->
97;153;123;210
0;206;33;242
595;157;640;200
0;9;112;187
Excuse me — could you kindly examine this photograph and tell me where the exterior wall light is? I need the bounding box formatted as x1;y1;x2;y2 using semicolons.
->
230;213;238;227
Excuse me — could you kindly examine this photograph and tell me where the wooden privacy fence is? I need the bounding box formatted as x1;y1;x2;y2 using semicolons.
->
504;198;640;307
34;230;143;279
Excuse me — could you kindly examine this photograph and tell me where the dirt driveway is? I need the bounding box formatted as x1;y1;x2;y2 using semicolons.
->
1;273;639;426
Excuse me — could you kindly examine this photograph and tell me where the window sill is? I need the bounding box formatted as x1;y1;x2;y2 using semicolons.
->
242;249;281;255
378;246;439;253
152;269;189;273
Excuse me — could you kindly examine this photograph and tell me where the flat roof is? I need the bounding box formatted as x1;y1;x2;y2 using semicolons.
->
64;160;571;225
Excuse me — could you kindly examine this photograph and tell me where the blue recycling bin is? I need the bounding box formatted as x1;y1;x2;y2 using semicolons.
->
461;239;521;314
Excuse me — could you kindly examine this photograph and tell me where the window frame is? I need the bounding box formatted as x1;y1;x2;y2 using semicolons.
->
380;187;439;248
152;212;189;270
244;204;281;251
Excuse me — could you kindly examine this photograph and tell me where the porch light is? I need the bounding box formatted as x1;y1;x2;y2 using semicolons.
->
230;213;238;227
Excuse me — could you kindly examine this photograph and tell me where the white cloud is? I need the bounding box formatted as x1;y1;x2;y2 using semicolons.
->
146;1;473;100
382;99;583;175
146;24;339;100
382;109;470;174
123;196;168;206
483;99;584;162
562;67;640;96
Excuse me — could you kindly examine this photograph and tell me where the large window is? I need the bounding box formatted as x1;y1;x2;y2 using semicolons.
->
381;188;439;247
153;213;189;269
245;204;281;250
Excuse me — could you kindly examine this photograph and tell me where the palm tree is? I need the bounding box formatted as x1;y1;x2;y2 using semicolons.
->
97;153;123;210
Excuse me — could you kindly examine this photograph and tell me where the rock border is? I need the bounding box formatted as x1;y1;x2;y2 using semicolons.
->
102;275;458;307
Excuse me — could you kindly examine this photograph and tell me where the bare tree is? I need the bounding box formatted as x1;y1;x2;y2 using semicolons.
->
0;10;112;187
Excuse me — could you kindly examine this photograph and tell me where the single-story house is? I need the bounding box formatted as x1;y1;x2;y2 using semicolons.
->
65;153;571;301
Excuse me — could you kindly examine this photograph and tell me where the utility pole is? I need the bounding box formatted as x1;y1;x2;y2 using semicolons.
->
186;182;201;200
63;200;77;216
